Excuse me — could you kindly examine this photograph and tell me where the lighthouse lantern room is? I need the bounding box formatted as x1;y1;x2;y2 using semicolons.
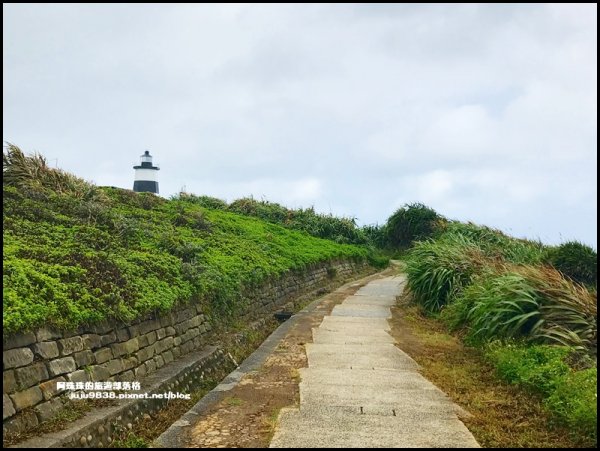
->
133;150;159;194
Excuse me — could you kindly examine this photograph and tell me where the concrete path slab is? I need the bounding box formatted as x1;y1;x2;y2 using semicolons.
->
299;384;456;412
270;406;479;448
354;285;404;297
312;328;395;344
342;295;397;306
305;343;419;370
282;404;459;421
316;324;392;336
352;291;401;297
298;367;435;388
353;290;399;298
331;305;391;318
270;275;479;448
320;316;391;330
299;378;449;399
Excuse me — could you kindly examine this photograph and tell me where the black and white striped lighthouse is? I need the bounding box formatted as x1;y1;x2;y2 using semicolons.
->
133;150;160;194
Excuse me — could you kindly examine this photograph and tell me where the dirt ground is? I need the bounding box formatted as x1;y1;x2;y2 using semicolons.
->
184;270;393;448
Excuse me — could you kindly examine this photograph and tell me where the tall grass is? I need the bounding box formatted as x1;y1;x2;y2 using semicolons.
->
360;223;388;249
402;206;597;440
405;233;491;311
3;143;103;200
406;220;596;353
463;266;597;350
442;222;546;265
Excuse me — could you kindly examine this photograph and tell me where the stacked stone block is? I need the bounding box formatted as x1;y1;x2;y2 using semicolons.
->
3;259;368;436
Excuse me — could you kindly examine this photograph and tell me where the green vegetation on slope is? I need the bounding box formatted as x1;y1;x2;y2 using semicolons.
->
391;204;597;442
403;221;597;351
486;342;596;442
386;202;443;250
454;266;596;350
175;192;370;246
3;145;371;335
390;304;595;447
544;240;597;288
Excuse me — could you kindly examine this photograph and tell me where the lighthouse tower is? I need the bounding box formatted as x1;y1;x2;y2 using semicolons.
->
133;150;160;194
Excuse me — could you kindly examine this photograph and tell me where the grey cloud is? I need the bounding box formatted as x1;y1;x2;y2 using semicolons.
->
3;3;597;247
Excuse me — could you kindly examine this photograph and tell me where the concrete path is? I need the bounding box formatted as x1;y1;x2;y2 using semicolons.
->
269;275;479;448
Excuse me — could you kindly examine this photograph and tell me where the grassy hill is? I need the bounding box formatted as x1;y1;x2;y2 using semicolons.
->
3;145;374;335
386;204;597;443
4;145;595;443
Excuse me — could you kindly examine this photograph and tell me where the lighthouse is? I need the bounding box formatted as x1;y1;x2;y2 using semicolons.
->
133;150;160;194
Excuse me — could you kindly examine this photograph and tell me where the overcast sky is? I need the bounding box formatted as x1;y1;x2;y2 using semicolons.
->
3;4;597;247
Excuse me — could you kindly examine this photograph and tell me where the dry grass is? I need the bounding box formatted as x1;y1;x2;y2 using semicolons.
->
3;400;93;447
3;143;104;200
390;301;594;448
224;396;244;406
264;407;283;444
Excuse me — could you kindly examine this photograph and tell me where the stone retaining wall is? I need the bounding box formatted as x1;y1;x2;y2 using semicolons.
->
3;258;369;437
14;345;234;448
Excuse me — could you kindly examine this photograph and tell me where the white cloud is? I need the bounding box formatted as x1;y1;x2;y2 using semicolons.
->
420;105;497;159
3;4;597;247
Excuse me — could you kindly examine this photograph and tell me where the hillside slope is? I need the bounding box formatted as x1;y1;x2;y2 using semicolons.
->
3;163;370;335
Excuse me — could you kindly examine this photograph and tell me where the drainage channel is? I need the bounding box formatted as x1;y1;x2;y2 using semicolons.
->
154;294;337;447
9;346;232;448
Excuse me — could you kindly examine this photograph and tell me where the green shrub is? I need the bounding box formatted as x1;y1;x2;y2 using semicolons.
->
545;241;597;287
174;192;229;210
226;197;366;245
486;342;597;442
366;252;390;269
545;367;597;441
101;186;165;210
386;203;443;249
485;342;571;395
361;224;388;249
